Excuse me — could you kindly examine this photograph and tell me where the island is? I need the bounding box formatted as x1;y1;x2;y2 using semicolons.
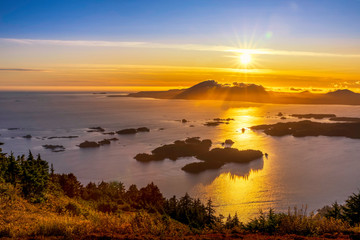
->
116;80;360;105
117;127;150;134
87;127;105;132
42;144;65;152
48;136;79;139
290;114;336;119
251;120;360;139
182;148;263;173
78;138;118;148
134;137;263;173
329;117;360;122
204;118;234;127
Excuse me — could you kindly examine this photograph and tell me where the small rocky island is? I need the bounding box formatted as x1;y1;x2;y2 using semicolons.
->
252;120;360;139
78;138;118;148
47;136;78;139
134;137;263;173
290;113;336;119
204;118;234;127
87;127;105;132
42;144;65;152
117;127;150;134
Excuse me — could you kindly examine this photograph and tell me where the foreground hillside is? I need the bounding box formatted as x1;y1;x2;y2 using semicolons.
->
0;188;357;240
1;149;360;239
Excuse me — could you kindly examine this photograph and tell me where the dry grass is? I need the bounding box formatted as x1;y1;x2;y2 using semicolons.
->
0;183;357;239
0;183;191;239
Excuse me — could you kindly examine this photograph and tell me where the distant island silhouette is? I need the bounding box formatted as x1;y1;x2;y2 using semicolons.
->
110;80;360;105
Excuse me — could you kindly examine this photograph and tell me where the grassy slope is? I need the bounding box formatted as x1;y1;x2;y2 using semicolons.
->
1;183;359;239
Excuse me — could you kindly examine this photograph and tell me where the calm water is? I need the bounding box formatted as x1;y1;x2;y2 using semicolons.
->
1;92;360;221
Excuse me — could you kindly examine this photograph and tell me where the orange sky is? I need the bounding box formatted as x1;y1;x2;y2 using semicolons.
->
1;38;359;92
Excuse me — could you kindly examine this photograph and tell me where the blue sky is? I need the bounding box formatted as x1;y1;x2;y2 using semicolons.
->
1;0;360;42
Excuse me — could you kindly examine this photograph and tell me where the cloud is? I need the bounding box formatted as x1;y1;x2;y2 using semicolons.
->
0;68;45;72
1;38;360;58
226;49;360;58
0;38;228;51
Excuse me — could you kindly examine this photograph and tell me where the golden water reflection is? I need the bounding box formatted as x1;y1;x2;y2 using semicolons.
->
191;106;281;221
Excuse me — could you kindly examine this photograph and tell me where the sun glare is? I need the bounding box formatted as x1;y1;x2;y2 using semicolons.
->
240;53;252;65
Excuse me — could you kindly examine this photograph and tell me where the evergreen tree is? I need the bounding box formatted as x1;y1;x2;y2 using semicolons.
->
20;152;49;201
205;198;216;225
58;173;82;198
343;191;360;225
325;201;344;220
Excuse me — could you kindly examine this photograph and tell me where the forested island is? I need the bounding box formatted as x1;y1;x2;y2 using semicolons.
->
1;148;360;239
251;120;360;139
134;137;263;173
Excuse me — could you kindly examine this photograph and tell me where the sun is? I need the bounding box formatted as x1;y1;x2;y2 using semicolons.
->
239;53;252;65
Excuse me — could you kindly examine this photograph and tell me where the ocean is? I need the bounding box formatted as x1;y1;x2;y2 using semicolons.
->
1;91;360;221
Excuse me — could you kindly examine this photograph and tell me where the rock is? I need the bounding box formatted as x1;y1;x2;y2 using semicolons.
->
134;153;157;162
98;139;111;145
181;119;188;123
23;135;32;139
204;121;221;126
329;117;360;122
290;114;336;119
136;127;150;132
181;160;224;173
280;117;286;120
42;144;65;152
116;128;137;134
87;127;105;132
277;112;283;117
48;136;78;139
0;142;4;145
214;118;234;122
224;139;234;145
7;128;19;130
107;138;118;141
117;127;150;134
103;132;115;135
78;141;100;148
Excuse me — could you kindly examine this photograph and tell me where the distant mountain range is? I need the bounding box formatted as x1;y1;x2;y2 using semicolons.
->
115;80;360;105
